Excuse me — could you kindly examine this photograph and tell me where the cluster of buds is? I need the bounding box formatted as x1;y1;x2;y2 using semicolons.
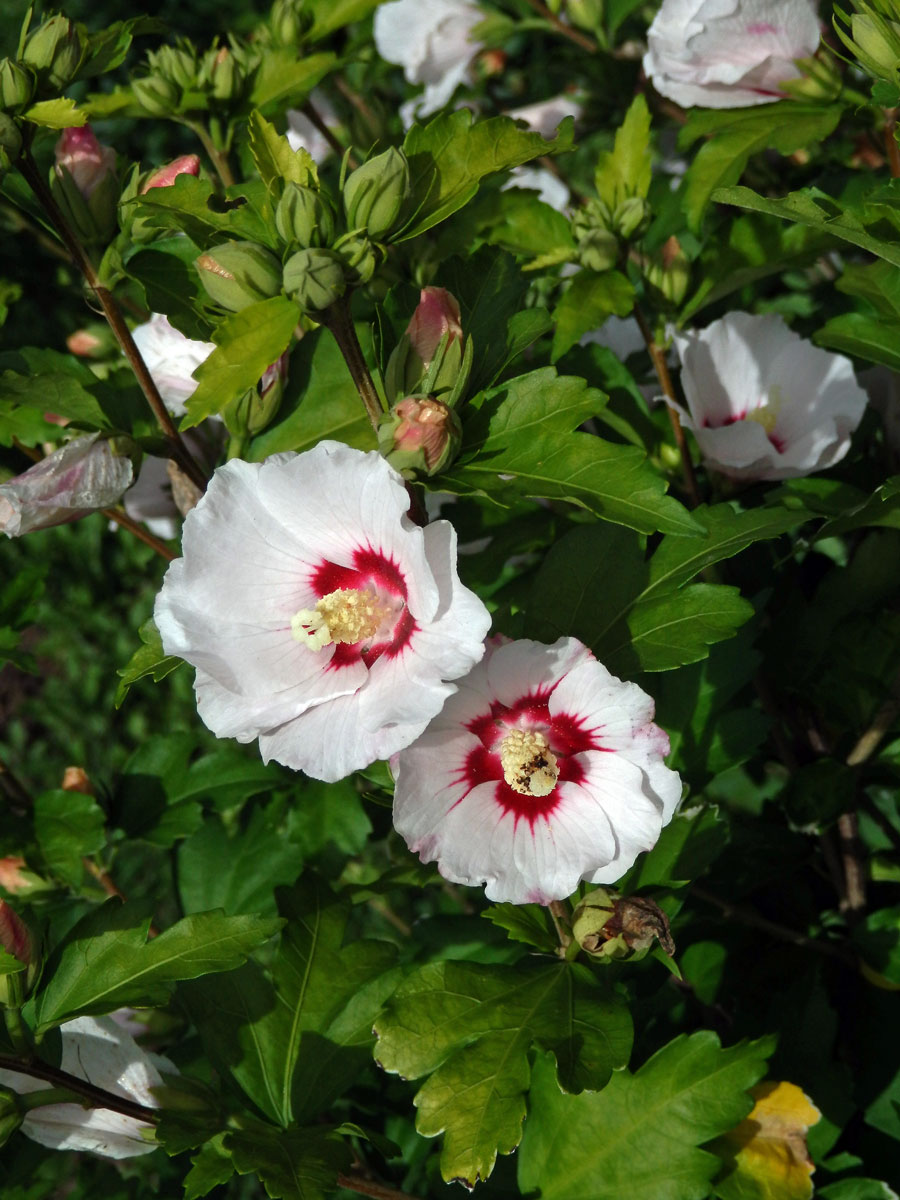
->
834;0;900;93
263;0;314;47
571;887;675;962
571;193;649;272
132;38;253;117
377;287;469;476
50;125;119;248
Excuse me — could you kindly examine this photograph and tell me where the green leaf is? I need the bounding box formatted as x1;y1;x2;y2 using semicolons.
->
711;185;900;269
131;175;274;248
248;50;337;111
815;312;900;372
818;1182;900;1200
0;363;109;430
226;1124;350;1200
836;258;900;318
182;877;398;1127
551;269;635;362
248;325;374;459
115;618;183;708
30;900;282;1033
33;789;106;889
852;906;900;984
437;368;700;537
625;806;730;889
619;583;754;672
399;109;574;241
182;297;299;427
79;16;163;79
124;238;210;342
184;1135;235;1200
247;110;317;198
23;97;86;128
518;1033;775;1200
595;93;652;209
817;476;900;537
680;104;842;229
304;0;380;39
481;904;558;953
373;958;632;1186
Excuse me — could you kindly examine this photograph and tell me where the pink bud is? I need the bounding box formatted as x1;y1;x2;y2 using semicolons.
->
0;857;28;895
259;351;289;398
0;899;32;965
141;154;201;193
54;124;116;199
66;329;102;357
406;287;462;370
393;397;457;471
0;434;134;537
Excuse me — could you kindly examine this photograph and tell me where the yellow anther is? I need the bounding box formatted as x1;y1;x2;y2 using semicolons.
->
291;587;394;651
499;728;559;797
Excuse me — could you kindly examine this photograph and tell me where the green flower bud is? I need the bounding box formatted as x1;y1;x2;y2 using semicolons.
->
270;0;312;44
343;146;409;239
566;0;603;32
282;247;345;312
131;74;180;117
576;227;619;272
0;113;22;173
613;195;650;240
23;15;84;90
275;182;334;248
780;50;842;102
154;44;198;91
377;396;462;477
333;232;379;285
0;59;34;112
195;241;283;312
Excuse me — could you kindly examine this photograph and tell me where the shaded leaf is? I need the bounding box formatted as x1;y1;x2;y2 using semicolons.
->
551;269;635;362
712;1080;821;1200
226;1124;350;1200
33;789;105;889
115;617;183;708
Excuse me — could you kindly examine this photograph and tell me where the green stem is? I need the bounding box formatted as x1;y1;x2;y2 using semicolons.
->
186;120;236;190
3;1004;27;1055
17;151;208;496
321;295;384;431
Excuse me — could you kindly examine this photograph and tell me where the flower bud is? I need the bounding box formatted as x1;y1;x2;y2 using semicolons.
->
572;888;675;962
270;0;313;44
22;14;84;90
780;50;842;102
55;126;116;199
385;287;466;403
155;44;198;92
66;324;115;358
52;126;118;247
282;247;345;312
141;153;200;193
0;857;47;899
0;900;32;968
333;232;379;284
201;46;245;103
131;74;180;116
613;195;650;240
275;182;334;248
0;59;34;112
642;235;690;307
576;227;619;272
0;434;135;537
377;396;461;476
195;241;283;312
0;1090;23;1150
0;113;22;173
343;146;409;238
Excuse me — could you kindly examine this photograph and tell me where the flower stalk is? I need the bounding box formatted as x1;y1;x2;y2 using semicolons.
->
320;295;385;431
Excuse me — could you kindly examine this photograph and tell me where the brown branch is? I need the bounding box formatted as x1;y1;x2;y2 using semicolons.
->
883;108;900;179
102;507;177;561
691;885;854;966
301;99;355;169
0;1055;160;1124
17;153;208;496
634;304;701;507
845;666;900;767
320;296;383;431
522;0;598;52
337;1171;419;1200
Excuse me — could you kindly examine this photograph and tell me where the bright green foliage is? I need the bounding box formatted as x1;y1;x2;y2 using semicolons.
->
27;901;282;1033
248;109;317;197
398;110;574;240
33;788;105;888
551;269;635;361
373;958;632;1185
518;1034;775;1200
438;368;700;537
594;93;652;210
182;296;299;426
115;617;182;706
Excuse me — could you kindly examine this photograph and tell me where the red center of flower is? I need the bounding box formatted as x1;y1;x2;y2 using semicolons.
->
309;545;417;669
460;687;598;825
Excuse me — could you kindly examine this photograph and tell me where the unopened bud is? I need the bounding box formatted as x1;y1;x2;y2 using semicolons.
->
475;48;507;78
613;195;650;240
0;857;48;900
572;888;675;961
576;227;619;272
203;46;243;102
781;50;842;101
141;153;200;192
0;900;32;967
377;396;461;476
275;182;334;248
0;113;22;172
385;287;465;402
848;10;900;82
62;765;93;794
334;232;379;284
0;1089;23;1149
51;126;118;247
131;74;180;116
343;146;409;238
282;247;345;311
270;0;311;43
643;235;690;306
55;126;116;199
155;44;197;91
0;59;34;112
567;0;603;33
195;241;283;312
23;14;84;89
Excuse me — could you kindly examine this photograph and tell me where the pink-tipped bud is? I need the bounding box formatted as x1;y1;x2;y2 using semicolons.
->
0;857;27;895
378;396;461;476
66;329;102;357
141;154;201;193
0;900;32;966
54;125;116;199
406;287;462;370
62;766;93;794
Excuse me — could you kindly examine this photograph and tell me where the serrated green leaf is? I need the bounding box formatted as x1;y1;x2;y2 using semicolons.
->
115;618;183;708
248;325;374;459
551;269;635;362
23;97;86;129
0;367;109;430
815;312;900;372
595;93;652;209
518;1033;775;1200
131;175;274;248
226;1124;349;1200
247;110;317;198
481;903;557;953
711;186;900;268
373;958;632;1185
124;238;210;343
681;104;842;229
182;297;299;427
184;1134;235;1200
30;900;282;1033
817;476;900;537
249;50;337;111
399;110;574;241
437;368;700;537
34;788;106;889
622;583;754;672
